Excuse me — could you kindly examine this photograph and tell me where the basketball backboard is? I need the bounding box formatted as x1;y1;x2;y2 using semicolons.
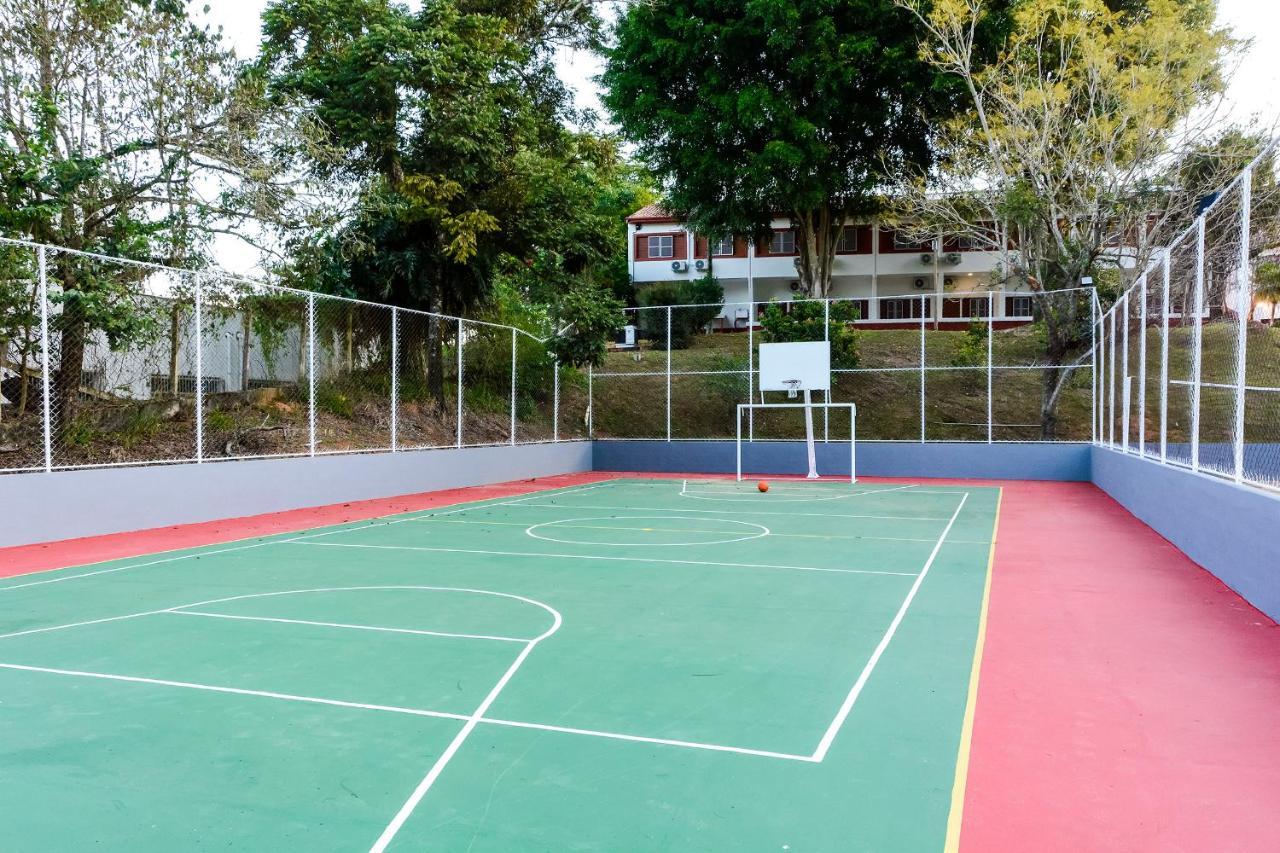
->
758;341;831;392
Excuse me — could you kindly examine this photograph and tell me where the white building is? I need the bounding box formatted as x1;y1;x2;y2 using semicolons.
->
626;205;1038;329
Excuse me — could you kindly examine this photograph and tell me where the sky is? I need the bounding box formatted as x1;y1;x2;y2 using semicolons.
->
197;0;1279;272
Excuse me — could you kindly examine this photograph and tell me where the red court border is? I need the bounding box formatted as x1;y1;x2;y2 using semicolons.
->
3;472;1278;850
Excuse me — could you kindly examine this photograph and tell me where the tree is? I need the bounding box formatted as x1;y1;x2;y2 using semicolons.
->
1258;262;1280;324
894;0;1234;438
260;0;628;405
603;0;1002;297
0;0;286;437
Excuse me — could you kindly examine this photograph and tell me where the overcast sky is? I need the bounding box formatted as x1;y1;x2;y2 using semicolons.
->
198;0;1279;272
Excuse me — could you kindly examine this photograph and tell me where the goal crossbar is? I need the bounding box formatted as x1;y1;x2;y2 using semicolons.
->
735;402;856;483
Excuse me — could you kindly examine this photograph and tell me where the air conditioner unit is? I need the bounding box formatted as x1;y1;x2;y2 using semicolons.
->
694;259;708;271
913;278;929;290
670;260;688;273
789;281;802;292
920;252;935;264
944;252;962;265
943;276;956;289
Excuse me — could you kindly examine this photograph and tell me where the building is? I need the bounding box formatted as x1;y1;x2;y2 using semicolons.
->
626;205;1037;329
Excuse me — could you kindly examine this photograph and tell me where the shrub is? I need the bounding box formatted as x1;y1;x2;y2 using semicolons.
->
636;275;724;349
951;319;989;367
759;298;859;368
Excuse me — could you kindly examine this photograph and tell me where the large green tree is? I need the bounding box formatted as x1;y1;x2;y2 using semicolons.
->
259;0;635;405
602;0;1003;297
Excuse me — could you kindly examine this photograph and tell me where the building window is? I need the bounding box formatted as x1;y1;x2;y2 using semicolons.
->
836;227;858;253
1007;296;1034;318
881;298;930;320
769;230;796;255
964;298;991;318
712;237;734;256
955;234;985;252
647;235;674;259
893;231;934;251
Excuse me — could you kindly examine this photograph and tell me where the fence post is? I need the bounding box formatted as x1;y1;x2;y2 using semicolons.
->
587;363;594;438
747;303;754;441
1160;250;1171;463
510;328;517;446
390;307;398;452
456;319;464;449
1120;292;1129;452
307;292;316;457
1232;168;1252;483
987;291;994;444
919;294;926;443
665;305;672;442
1191;217;1205;472
1137;275;1147;456
195;273;205;463
1090;294;1098;445
552;359;560;443
823;298;830;442
1108;309;1116;447
37;246;52;472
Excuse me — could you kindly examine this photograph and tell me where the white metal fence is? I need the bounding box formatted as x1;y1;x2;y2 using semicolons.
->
0;238;585;474
1096;143;1280;492
590;289;1098;444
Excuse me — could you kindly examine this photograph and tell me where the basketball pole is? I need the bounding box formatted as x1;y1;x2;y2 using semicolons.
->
802;388;819;479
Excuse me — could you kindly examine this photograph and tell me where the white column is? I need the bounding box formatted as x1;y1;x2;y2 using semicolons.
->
390;307;399;452
1160;251;1171;463
306;292;316;456
1191;217;1205;471
195;273;206;463
37;246;52;472
870;222;879;320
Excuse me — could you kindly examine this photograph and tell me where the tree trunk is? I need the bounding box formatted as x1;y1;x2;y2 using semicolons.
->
53;304;86;439
792;204;842;298
1040;364;1063;440
426;313;446;413
240;306;252;392
344;305;354;372
168;305;181;395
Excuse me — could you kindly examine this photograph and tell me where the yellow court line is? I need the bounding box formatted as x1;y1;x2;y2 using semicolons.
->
942;486;1001;853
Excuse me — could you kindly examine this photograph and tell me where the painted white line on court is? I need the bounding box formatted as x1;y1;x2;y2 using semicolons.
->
809;492;971;762
288;541;916;578
0;660;813;762
0;540;275;593
166;610;531;643
477;717;816;762
368;603;563;852
525;515;769;547
511;502;952;522
0;662;472;720
0;608;176;640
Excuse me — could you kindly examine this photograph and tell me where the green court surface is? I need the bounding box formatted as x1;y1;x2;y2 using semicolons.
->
0;478;1000;851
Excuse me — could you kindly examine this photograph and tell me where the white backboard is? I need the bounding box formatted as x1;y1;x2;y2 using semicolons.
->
758;341;831;392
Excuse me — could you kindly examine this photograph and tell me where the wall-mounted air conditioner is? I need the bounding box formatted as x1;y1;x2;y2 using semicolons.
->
789;281;802;292
695;259;708;271
944;252;962;265
920;252;935;264
913;278;929;290
671;261;689;273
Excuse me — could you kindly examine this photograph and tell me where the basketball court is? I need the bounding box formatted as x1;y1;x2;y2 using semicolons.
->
0;477;998;851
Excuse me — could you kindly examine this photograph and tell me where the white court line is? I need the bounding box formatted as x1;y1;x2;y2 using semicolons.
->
368;604;563;852
0;660;811;761
510;502;952;522
287;541;917;578
0;480;624;593
525;515;769;547
0;662;472;720
0;607;177;641
809;491;971;762
0;540;275;593
478;717;815;762
166;610;531;644
286;480;625;545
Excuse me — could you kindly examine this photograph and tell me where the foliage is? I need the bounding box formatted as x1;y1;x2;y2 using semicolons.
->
759;299;860;369
635;276;725;349
0;0;292;434
896;0;1234;436
951;318;989;367
604;0;1006;296
546;278;626;368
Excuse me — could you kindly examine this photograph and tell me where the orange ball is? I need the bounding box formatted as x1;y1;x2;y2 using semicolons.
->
757;481;769;493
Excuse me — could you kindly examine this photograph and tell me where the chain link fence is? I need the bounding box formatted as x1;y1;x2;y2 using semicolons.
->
590;290;1096;445
1097;142;1280;492
0;238;573;474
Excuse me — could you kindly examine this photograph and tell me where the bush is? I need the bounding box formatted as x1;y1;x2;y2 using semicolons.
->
636;275;724;349
951;319;989;367
759;298;859;368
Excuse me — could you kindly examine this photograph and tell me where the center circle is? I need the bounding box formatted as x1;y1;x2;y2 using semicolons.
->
525;515;770;547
